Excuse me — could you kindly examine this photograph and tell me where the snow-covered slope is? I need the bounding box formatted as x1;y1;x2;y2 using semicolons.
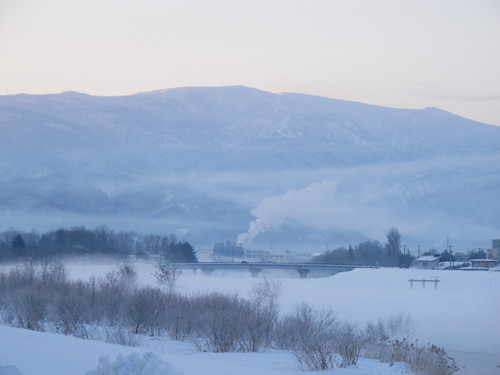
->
0;86;498;249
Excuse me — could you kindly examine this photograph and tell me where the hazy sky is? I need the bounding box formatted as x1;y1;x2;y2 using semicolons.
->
1;0;499;125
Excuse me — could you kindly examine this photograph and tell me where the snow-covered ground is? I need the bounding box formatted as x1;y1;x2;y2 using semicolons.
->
0;324;410;375
1;261;499;374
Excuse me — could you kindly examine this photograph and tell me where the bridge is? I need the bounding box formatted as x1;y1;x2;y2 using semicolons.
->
171;262;376;278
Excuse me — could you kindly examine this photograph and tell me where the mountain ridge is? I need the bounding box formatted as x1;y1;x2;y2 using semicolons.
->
1;86;498;172
0;86;498;251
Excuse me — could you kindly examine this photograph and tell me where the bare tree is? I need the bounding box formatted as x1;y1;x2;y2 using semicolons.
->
385;227;402;266
40;261;70;296
244;278;281;351
22;260;38;284
88;275;98;322
154;261;182;292
98;269;129;326
117;263;137;288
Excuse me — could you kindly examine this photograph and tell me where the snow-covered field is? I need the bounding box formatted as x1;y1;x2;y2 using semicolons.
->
1;261;499;375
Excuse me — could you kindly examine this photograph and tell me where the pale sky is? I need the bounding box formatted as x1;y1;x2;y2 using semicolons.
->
1;0;499;125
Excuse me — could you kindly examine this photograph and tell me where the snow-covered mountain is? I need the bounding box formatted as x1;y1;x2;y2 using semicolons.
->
0;86;499;251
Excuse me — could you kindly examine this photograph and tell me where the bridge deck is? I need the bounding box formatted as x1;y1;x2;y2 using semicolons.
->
168;262;376;277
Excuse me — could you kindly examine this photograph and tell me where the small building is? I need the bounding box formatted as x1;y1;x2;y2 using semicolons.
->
415;256;440;270
148;253;162;264
438;261;468;270
492;239;500;249
134;251;150;261
469;259;498;269
485;248;500;260
485;240;500;260
244;249;291;263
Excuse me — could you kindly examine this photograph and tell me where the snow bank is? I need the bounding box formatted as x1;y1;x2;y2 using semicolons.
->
85;353;181;375
0;366;23;375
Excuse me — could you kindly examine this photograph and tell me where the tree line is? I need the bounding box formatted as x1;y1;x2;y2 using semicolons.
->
0;226;197;263
312;227;413;267
311;227;488;268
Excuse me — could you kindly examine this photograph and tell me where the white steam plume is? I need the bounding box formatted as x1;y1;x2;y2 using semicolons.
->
237;180;393;245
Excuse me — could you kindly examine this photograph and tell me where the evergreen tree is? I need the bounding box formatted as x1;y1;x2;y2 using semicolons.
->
166;240;197;263
12;233;27;257
348;246;354;259
12;233;26;249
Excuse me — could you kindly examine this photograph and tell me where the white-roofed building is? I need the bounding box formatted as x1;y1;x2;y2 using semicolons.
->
416;255;440;269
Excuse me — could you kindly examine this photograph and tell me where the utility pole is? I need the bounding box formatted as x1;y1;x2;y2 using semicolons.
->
449;243;453;267
417;245;421;258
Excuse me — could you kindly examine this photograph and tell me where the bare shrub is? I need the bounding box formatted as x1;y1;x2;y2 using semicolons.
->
385;312;415;339
85;352;180;375
191;292;251;352
362;313;455;374
365;312;415;344
8;287;47;331
104;327;138;347
53;291;91;338
365;317;389;343
161;293;193;340
281;303;339;370
125;286;163;335
376;339;458;375
336;321;367;367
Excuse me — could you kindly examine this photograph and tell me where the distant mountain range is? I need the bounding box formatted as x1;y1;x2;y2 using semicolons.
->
1;86;499;252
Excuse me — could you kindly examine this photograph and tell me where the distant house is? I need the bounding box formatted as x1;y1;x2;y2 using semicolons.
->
244;249;291;262
135;251;150;261
416;256;440;270
148;253;162;264
493;239;500;249
485;239;500;260
469;259;498;269
438;261;468;270
485;248;500;260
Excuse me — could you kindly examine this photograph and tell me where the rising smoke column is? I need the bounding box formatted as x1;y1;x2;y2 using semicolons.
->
237;179;398;246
